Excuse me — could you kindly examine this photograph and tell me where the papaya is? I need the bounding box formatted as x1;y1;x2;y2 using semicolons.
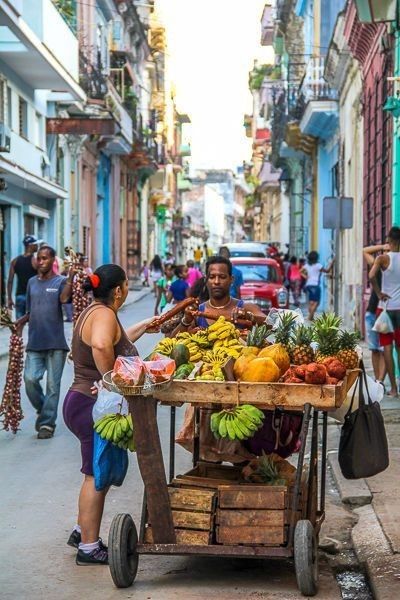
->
258;343;290;376
233;353;258;380
241;357;280;383
170;343;190;367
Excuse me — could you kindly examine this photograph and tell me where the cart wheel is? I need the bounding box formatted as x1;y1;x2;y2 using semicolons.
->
108;513;139;588
294;519;318;597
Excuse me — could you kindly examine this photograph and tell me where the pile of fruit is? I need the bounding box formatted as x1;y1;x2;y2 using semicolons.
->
234;312;360;385
154;316;245;381
210;404;265;440
153;312;360;386
94;413;136;451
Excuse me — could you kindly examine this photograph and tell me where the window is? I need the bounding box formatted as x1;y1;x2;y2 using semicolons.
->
0;79;5;123
34;112;43;148
7;87;12;128
19;97;28;138
235;263;278;283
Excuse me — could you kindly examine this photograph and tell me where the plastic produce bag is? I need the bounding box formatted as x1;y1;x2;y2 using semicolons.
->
372;307;394;334
329;373;384;423
143;354;175;383
93;431;128;491
92;385;127;423
266;308;304;330
112;355;145;387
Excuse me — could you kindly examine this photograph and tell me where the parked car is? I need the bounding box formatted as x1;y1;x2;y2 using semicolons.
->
218;242;266;257
231;257;289;312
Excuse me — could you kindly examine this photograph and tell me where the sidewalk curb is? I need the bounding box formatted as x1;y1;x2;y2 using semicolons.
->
0;289;152;361
352;504;400;600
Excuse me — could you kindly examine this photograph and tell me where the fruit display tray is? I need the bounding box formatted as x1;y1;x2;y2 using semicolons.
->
103;371;172;396
153;370;359;411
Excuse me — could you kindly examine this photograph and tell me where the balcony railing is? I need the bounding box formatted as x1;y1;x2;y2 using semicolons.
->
300;57;338;103
79;51;107;100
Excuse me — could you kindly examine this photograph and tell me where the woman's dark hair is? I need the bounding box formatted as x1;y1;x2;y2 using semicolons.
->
174;264;186;278
38;245;56;258
307;251;319;265
388;226;400;243
190;277;209;303
83;264;126;303
150;255;163;271
290;256;297;264
205;255;232;276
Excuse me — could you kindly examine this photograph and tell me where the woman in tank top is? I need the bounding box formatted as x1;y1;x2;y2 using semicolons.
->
63;264;158;565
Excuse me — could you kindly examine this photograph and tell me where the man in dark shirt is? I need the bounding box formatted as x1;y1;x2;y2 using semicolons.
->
17;245;74;439
7;235;41;318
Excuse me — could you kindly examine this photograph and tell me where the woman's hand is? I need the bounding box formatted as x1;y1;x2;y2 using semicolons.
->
144;316;161;334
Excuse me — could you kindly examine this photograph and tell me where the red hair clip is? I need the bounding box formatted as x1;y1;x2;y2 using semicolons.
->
89;274;100;289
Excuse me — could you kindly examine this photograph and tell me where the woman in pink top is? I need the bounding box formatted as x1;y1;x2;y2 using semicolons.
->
288;256;302;307
186;259;202;288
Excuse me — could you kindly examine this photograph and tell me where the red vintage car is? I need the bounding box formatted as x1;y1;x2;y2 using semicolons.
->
231;257;289;312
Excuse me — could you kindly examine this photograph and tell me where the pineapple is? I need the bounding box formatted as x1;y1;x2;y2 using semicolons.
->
337;330;360;369
274;312;297;354
246;324;269;354
313;313;342;362
256;453;286;486
292;324;315;365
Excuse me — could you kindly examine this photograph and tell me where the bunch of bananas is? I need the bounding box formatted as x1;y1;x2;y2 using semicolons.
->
175;332;203;361
196;362;225;381
154;337;177;357
207;317;238;342
94;413;136;452
213;338;244;359
210;404;265;441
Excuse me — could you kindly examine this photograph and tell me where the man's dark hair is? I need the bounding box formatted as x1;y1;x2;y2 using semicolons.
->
388;226;400;243
205;255;232;276
38;245;56;258
307;251;319;264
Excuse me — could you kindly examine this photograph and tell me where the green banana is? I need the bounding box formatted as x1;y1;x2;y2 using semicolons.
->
230;418;244;441
234;415;252;438
210;412;222;436
94;414;113;434
103;419;116;441
120;416;129;433
218;414;228;438
128;436;136;452
225;414;236;440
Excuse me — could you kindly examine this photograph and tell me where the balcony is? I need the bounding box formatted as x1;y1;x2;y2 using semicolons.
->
79;51;107;100
0;0;83;99
299;57;338;140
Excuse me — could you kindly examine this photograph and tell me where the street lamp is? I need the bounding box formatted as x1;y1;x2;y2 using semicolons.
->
355;0;397;23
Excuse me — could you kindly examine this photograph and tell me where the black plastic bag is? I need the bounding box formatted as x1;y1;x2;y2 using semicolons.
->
338;362;389;479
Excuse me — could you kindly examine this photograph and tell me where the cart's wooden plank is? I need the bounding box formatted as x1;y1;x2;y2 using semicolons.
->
217;525;285;545
216;509;285;527
136;543;293;558
172;510;211;530
218;485;286;510
145;527;210;545
153;378;351;410
186;462;242;480
129;396;176;544
168;487;215;512
172;476;241;490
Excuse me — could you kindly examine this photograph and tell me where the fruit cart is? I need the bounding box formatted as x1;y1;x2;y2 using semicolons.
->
106;372;357;597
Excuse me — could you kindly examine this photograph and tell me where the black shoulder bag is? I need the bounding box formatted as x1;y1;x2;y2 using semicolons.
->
338;362;389;479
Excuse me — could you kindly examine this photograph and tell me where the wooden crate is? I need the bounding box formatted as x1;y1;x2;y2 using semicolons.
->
144;485;216;546
173;462;243;490
216;484;303;547
154;374;354;410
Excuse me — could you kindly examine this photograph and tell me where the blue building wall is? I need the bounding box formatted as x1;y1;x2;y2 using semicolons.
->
96;153;111;266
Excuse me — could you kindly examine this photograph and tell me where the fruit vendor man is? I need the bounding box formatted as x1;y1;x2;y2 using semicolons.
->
174;255;267;333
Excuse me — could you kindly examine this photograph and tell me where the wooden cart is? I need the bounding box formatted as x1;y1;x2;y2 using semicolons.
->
107;372;357;597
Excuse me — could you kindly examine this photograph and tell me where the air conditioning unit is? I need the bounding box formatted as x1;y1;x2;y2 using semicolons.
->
0;123;11;152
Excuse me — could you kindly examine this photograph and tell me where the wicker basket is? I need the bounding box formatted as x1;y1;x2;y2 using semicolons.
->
102;371;172;397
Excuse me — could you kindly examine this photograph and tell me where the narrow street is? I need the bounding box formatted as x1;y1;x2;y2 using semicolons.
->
1;293;345;600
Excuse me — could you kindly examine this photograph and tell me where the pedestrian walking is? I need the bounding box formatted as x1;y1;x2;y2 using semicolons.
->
16;245;73;439
7;234;40;318
140;259;150;287
193;245;203;268
164;252;175;266
363;244;386;385
149;255;163;295
154;263;175;315
302;251;334;321
62;264;159;565
186;259;202;288
287;256;302;307
369;226;400;397
167;265;189;303
219;246;243;299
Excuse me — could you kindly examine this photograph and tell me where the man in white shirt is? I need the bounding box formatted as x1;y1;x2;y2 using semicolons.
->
369;226;400;397
302;251;334;320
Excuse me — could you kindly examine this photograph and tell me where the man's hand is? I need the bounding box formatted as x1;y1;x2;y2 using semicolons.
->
14;316;28;336
7;298;14;310
231;307;255;324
